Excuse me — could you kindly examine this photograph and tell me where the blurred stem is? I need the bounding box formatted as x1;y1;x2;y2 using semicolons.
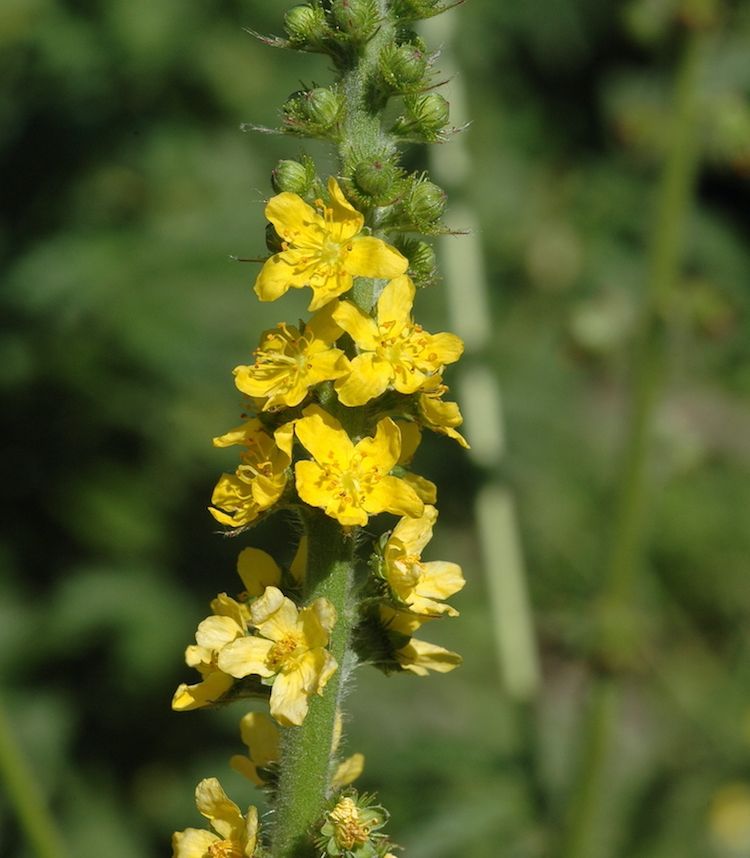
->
562;27;706;858
0;698;66;858
272;514;356;858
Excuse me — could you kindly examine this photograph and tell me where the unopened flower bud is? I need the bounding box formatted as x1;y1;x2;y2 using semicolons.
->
284;5;328;46
391;0;442;20
393;92;450;141
406;180;446;227
271;159;315;195
353;159;401;203
394;237;437;285
379;43;428;92
329;0;379;40
283;87;342;135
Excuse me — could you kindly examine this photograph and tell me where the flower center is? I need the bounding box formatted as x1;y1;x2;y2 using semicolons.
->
267;635;301;671
391;555;423;591
319;239;342;266
329;798;371;850
207;839;244;858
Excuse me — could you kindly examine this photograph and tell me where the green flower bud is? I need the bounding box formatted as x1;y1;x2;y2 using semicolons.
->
394;237;437;285
391;0;442;20
329;0;379;40
378;43;428;92
393;92;450;141
271;158;315;195
284;5;328;46
353;159;401;203
283;87;342;135
406;180;446;228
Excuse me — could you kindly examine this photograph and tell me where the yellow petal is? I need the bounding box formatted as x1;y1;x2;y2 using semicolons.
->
326;177;364;241
250;586;299;641
396;639;462;675
331;300;379;350
229;755;264;787
306;270;353;311
299;598;337;649
306;302;344;342
355;417;402;474
290;535;308;582
237;548;282;597
265;191;325;243
254;254;296;303
396;421;422;465
243;806;258;857
238;712;279;767
402;471;437;504
295;406;354;467
335;353;392;406
364;475;424;518
269;668;310;727
377;274;414;332
379;604;429;635
418;560;465;600
210;593;248;629
213;420;263;448
389;505;438;556
273;421;295;459
422;331;464;365
332;753;365;788
345;236;408;279
195;615;244;651
172;671;234;711
195;778;244;841
217;637;275;679
172;827;220;858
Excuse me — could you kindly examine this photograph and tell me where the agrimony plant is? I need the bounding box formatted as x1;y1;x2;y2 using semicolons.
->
170;3;468;857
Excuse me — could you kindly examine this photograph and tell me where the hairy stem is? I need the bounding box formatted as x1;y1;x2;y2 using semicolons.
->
272;513;357;858
561;27;706;858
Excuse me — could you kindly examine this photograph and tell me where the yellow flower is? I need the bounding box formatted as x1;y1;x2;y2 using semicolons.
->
209;420;294;528
236;547;282;598
383;505;465;616
230;712;280;787
396;638;462;675
172;778;258;858
294;405;425;526
255;177;408;311
333;274;464;406
172;596;247;711
418;376;469;448
234;306;349;411
218;586;337;726
230;711;364;788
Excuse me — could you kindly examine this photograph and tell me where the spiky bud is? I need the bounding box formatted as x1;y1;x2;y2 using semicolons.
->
329;0;380;41
405;179;446;228
378;43;428;92
284;5;329;47
271;158;316;195
391;0;443;20
353;159;401;204
283;87;343;136
394;237;437;286
393;92;450;141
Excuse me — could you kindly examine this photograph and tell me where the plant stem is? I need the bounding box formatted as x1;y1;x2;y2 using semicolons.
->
0;698;66;858
561;27;706;858
272;513;357;858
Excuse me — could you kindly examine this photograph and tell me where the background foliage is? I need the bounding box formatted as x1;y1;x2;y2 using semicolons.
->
1;1;749;857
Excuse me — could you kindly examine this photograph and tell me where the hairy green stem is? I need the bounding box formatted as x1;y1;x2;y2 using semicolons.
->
0;698;66;858
272;514;357;858
561;27;706;858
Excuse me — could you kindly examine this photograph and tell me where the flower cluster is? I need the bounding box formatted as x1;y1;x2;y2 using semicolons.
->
172;1;470;850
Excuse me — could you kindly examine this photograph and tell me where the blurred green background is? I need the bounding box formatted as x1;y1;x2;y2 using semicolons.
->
1;1;749;857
